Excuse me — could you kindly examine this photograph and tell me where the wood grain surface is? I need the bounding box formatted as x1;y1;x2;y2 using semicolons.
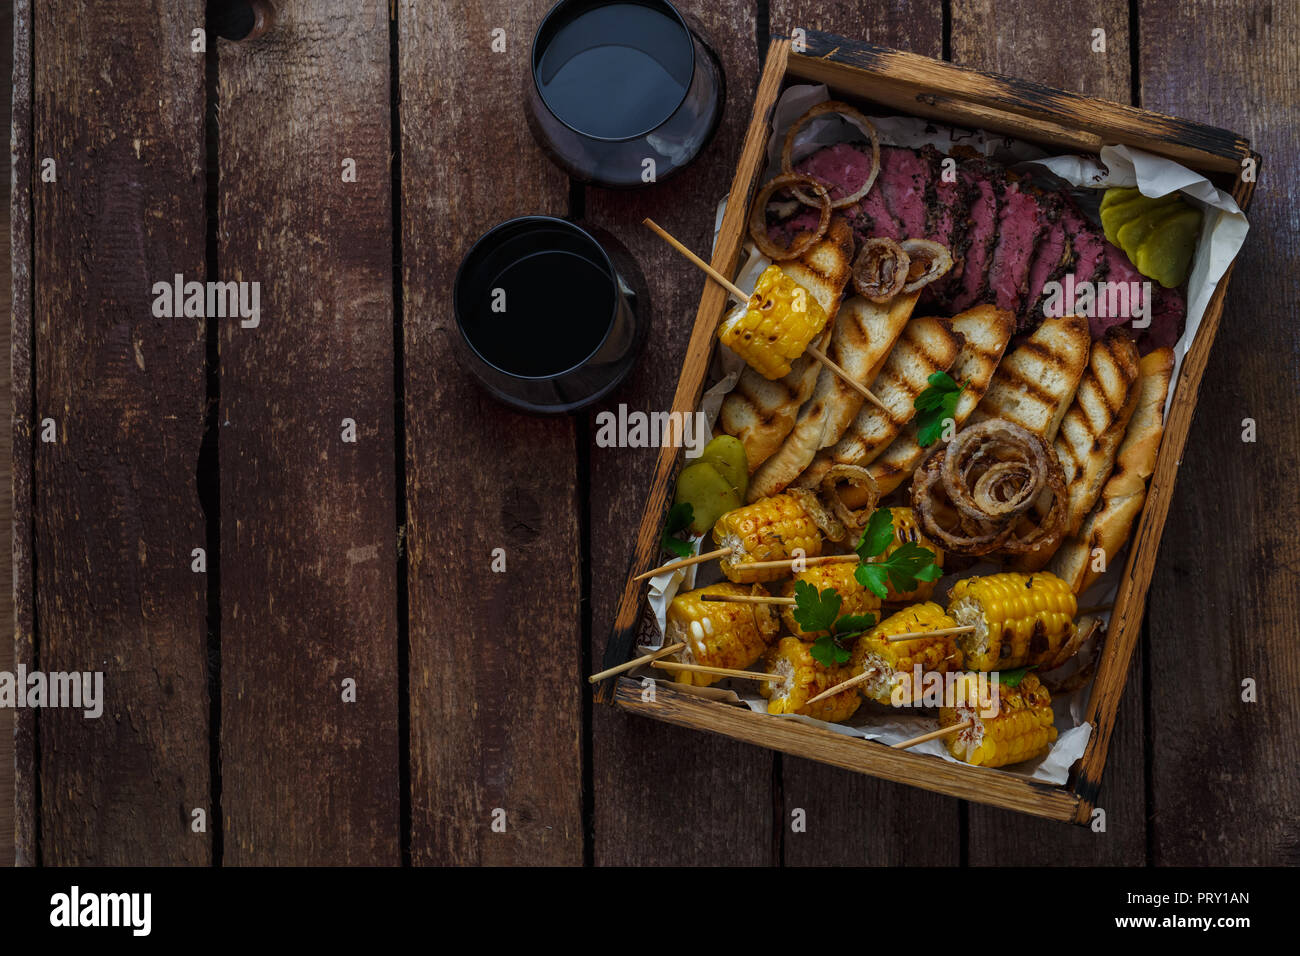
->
768;0;962;868
30;0;211;864
218;0;401;864
952;0;1148;864
1139;0;1300;866
398;0;584;865
584;0;775;867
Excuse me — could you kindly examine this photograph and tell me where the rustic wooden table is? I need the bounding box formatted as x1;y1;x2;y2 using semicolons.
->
4;0;1297;866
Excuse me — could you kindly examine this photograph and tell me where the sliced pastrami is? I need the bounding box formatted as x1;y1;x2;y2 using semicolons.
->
985;179;1048;317
791;143;900;245
944;158;1003;312
1138;286;1187;353
875;146;931;240
918;145;972;305
1020;193;1068;329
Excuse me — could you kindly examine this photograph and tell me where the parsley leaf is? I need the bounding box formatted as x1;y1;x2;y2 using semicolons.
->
792;581;841;633
833;613;876;635
855;541;943;599
855;508;896;561
998;666;1037;688
914;371;966;448
660;502;695;558
810;635;852;666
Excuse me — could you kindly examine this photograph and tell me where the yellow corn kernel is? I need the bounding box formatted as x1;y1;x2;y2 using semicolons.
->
780;561;880;638
760;637;861;723
947;572;1077;671
717;266;830;379
662;582;780;687
864;507;945;602
713;490;826;583
849;602;963;705
939;673;1058;768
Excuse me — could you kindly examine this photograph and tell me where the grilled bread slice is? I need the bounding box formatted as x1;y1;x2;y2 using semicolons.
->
970;313;1090;442
746;292;917;500
798;315;962;489
720;219;856;472
867;305;1016;496
1048;348;1175;593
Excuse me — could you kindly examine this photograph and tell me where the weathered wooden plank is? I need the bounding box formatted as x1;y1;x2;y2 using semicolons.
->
31;0;210;864
8;0;32;868
584;0;777;867
952;0;1148;863
768;0;961;866
218;0;400;864
1139;0;1300;866
399;0;583;865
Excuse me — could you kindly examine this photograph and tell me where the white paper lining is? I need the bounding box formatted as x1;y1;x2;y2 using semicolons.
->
638;84;1250;786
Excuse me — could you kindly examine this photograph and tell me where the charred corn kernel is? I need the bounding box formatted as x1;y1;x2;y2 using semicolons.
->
940;673;1058;768
713;490;826;583
865;507;945;602
947;572;1077;671
662;582;780;687
760;637;862;723
849;602;963;705
717;265;830;379
780;561;880;638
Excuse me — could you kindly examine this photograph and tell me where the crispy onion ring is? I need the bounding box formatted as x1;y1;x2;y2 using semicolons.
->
852;238;910;302
819;464;879;536
748;173;832;261
780;101;881;209
910;419;1067;556
900;239;954;292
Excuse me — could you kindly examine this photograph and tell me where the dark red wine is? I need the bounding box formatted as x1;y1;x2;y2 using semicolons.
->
463;249;615;378
536;2;693;140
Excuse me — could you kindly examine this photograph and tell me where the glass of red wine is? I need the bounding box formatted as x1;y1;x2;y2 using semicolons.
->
527;0;724;187
453;217;649;413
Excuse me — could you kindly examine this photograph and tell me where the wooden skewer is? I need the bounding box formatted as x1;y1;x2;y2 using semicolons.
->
738;554;859;573
642;218;887;410
587;642;686;684
649;660;784;683
804;345;890;413
634;547;733;582
701;593;796;605
805;669;875;706
891;719;973;750
885;624;976;642
643;218;750;301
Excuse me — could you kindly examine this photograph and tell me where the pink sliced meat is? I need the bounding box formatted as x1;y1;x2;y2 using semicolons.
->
985;181;1048;317
945;158;1003;312
1020;197;1069;329
875;145;931;239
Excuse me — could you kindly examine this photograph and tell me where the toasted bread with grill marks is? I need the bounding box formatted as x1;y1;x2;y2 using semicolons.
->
1048;348;1174;593
868;305;1016;496
720;219;856;472
746;292;918;500
797;314;962;489
970;313;1090;442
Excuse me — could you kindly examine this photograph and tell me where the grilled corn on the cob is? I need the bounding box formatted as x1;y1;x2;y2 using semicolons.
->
849;602;963;704
718;265;830;379
662;582;780;687
947;572;1077;671
712;489;842;583
760;637;862;722
780;561;880;638
940;672;1058;767
865;507;945;602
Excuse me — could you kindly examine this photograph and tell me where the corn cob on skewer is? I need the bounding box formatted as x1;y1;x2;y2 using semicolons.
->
780;560;880;639
760;637;862;723
947;572;1077;671
662;583;780;687
712;489;843;583
865;507;945;602
718;265;830;379
849;602;963;705
940;672;1058;768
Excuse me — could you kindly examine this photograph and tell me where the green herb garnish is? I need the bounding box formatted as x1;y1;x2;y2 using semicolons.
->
998;666;1037;688
660;502;695;558
793;580;877;666
852;509;943;600
914;371;967;447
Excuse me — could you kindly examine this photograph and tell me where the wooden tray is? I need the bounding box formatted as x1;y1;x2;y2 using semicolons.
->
595;31;1258;825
